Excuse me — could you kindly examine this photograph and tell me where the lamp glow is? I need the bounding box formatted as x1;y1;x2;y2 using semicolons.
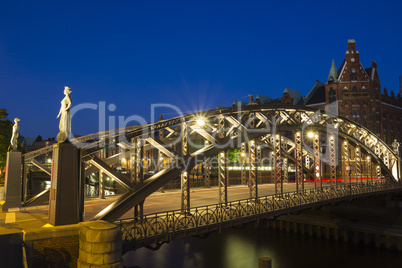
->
196;118;205;126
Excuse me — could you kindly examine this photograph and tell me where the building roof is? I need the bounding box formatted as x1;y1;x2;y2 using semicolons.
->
23;137;36;146
304;81;326;105
255;94;272;104
231;100;247;106
283;88;302;105
326;59;339;83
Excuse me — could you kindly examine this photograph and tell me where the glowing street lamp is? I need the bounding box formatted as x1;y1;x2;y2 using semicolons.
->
196;118;205;126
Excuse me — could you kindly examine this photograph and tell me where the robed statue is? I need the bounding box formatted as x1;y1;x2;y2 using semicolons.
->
57;86;72;142
9;118;20;151
392;139;400;155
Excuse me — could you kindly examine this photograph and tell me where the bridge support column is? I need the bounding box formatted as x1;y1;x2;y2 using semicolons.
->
181;123;190;212
158;150;165;193
295;131;303;193
204;158;211;188
134;137;144;221
283;157;288;183
2;151;22;211
270;151;275;184
376;165;382;183
342;139;351;187
328;133;337;189
257;145;262;185
241;142;247;185
274;134;282;197
366;156;372;185
313;132;321;190
218;151;228;206
99;170;105;199
249;140;258;200
181;171;190;214
355;146;362;184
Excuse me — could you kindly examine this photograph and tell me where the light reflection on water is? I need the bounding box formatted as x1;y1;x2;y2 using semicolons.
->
123;223;402;268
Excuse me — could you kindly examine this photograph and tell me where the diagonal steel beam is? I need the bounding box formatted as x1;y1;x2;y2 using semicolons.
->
190;125;218;144
89;156;135;190
145;137;177;160
30;159;51;176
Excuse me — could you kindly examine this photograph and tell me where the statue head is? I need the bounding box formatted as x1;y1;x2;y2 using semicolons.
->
64;86;72;95
14;118;20;123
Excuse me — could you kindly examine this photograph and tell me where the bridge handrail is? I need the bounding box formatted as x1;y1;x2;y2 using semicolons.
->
116;182;402;248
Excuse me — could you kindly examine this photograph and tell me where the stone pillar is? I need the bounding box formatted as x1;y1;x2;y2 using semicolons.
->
78;221;122;268
49;142;83;226
2;151;22;211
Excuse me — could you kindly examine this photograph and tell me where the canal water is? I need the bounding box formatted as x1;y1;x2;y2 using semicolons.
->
122;223;402;268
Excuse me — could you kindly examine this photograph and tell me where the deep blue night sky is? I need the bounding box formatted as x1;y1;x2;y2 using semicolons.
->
1;1;402;139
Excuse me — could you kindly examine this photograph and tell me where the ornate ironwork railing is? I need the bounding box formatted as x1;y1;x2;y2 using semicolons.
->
117;182;402;251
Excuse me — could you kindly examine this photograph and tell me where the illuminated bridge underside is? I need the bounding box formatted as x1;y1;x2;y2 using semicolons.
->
23;105;401;222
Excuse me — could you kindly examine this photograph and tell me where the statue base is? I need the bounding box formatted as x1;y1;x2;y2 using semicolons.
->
49;141;84;226
2;151;22;211
56;131;68;142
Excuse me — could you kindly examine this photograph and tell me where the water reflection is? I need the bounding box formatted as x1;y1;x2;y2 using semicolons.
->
123;223;402;268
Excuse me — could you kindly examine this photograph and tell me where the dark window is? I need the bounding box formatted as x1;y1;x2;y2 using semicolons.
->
329;89;336;103
352;86;357;92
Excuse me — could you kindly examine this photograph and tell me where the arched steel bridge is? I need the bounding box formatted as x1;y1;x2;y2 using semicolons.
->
22;104;402;245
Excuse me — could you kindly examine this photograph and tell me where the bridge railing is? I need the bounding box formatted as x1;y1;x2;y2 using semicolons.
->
116;181;402;250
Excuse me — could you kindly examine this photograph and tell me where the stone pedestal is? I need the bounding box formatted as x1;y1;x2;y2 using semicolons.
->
78;221;122;268
2;151;22;211
49;142;84;226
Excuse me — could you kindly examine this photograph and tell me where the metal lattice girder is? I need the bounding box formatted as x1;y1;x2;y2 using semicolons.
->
158;150;164;171
218;116;226;139
248;113;256;128
295;131;303;192
342;139;351;186
181;171;190;213
145;137;177;161
89;156;135;190
135;137;143;184
218;151;228;205
249;140;257;199
257;145;262;184
271;151;275;185
283;158;288;183
30;159;51;176
305;154;310;169
376;165;382;182
384;151;390;169
190;125;218;145
367;155;372;185
313;132;321;189
274;134;283;197
182;123;188;156
329;133;337;188
355;145;362;184
204;158;211;188
241;142;247;185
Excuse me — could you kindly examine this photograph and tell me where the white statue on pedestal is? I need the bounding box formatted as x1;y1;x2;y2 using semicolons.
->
10;118;20;151
57;86;72;142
